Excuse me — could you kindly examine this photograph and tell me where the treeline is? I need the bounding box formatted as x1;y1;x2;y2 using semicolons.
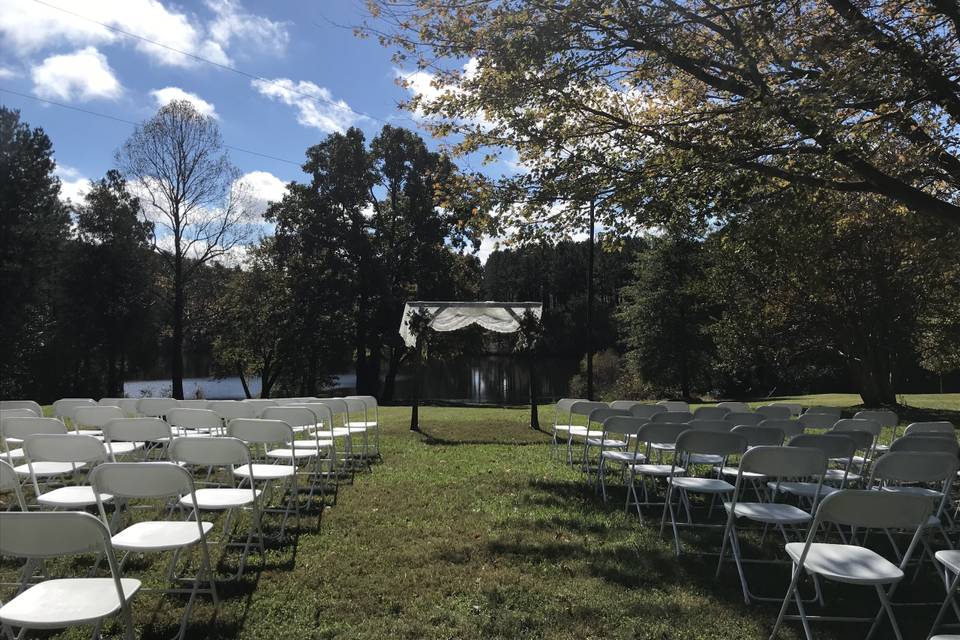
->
1;105;481;402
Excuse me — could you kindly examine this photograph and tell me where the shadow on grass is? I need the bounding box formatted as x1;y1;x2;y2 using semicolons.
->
416;426;552;447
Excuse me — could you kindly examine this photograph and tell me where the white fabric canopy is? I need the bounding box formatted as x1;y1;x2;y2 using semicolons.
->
399;301;543;348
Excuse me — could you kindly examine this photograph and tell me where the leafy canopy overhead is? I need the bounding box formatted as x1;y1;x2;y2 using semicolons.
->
367;0;960;230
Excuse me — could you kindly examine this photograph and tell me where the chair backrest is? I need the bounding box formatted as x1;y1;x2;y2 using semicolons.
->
826;428;874;451
693;406;730;420
587;407;631;425
600;416;646;438
657;400;690;413
298;403;336;428
0;400;42;416
904;421;954;436
832;418;881;438
52;398;96;420
716;401;750;413
169;436;251;467
311;398;350;425
732;425;785;447
676;429;748;457
798;412;837;431
243;399;277;417
24;434;107;464
346;395;379;423
651;411;693;423
686;419;732;433
228;418;294;445
92;461;194;498
769;402;802;417
555;398;582;417
73;406;125;429
262;406;317;429
739;445;826;479
208;401;256;420
889;435;959;455
0;510;117;558
166;408;223;432
724;411;764;426
756;405;792;420
635;422;688;446
178;399;210;410
0;459;26;510
117;398;141;416
137;397;180;418
97;397;124;407
789;433;857;459
2;416;68;439
570;401;609;419
0;408;39;420
803;406;841;418
870;451;958;486
630;404;667;420
343;397;369;416
814;489;932;530
102;417;172;443
758;418;803;439
854;409;898;428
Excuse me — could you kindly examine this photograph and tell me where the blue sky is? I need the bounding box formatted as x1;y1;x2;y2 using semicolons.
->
0;0;515;257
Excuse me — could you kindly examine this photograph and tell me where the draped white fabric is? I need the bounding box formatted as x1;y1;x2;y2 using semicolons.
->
399;302;543;347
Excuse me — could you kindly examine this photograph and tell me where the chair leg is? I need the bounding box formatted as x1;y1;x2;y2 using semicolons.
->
770;562;802;640
870;583;903;640
928;566;960;639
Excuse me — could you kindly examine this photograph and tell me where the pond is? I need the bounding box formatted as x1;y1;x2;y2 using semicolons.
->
124;356;578;404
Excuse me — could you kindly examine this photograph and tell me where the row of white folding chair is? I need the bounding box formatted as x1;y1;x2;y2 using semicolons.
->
0;400;43;416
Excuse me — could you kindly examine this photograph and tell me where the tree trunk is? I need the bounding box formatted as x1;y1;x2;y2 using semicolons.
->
382;346;403;403
236;361;252;399
171;257;185;400
854;361;897;406
355;315;368;395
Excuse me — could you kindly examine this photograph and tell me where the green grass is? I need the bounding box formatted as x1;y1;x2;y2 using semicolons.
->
8;394;960;639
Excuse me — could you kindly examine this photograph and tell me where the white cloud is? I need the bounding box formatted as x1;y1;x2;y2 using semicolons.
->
32;47;122;101
394;57;493;128
234;170;287;219
206;0;288;57
55;164;92;203
0;0;286;68
0;65;18;79
251;78;364;133
150;86;218;118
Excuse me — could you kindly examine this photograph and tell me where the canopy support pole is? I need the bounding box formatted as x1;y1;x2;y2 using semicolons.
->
410;334;423;432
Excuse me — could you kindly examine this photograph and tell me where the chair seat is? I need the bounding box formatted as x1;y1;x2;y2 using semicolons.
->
2;447;24;460
554;424;575;434
586;438;627;448
936;550;960;575
770;481;838;499
785;542;904;585
668;477;734;493
266;448;317;460
824;468;860;483
14;461;85;477
180;488;260;510
716;466;767;480
36;486;112;508
233;463;296;480
569;427;603;439
112;521;214;552
650;442;676;451
346;421;377;428
688;453;724;465
880;485;944;499
725;501;812;524
292;439;333;449
330;428;353;437
874;443;890;453
73;429;102;437
601;451;646;463
629;464;683;477
0;578;141;628
105;442;142;456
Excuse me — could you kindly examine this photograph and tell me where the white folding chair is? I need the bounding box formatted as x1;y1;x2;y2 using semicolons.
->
889;435;959;455
624;422;689;518
73;407;134;456
137;398;180;420
596;416;648;501
22;434;112;510
717;401;751;413
227;419;301;537
0;401;42;416
0;459;26;510
117;398;141;417
0;409;39;420
854;409;899;451
630;404;667;420
725;411;764;427
772;434;856;503
52;398;96;426
168;437;264;579
756;405;792;420
92;462;219;640
660;429;748;556
561;400;607;465
770;490;933;640
714;425;785;486
657;400;690;413
904;421;955;437
317;398;365;469
770;402;803;417
0;511;139;639
167;408;225;438
758;418;804;440
580;407;632;473
262;406;333;500
797;412;837;432
3;417;69;476
345;395;381;460
299;400;356;474
928;550;960;640
694;406;731;420
103;417;174;461
716;445;826;604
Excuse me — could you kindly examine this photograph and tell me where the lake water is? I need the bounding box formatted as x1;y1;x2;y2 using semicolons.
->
125;356;578;404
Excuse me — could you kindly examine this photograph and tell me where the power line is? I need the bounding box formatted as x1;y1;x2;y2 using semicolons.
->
31;0;390;125
0;87;303;166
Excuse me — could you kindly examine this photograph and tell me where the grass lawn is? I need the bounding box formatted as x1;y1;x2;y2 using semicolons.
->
8;394;959;639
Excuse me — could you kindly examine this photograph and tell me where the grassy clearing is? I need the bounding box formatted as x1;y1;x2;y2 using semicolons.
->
8;394;959;639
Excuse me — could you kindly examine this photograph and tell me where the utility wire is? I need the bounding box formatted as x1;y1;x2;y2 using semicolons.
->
31;0;389;125
0;87;303;166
